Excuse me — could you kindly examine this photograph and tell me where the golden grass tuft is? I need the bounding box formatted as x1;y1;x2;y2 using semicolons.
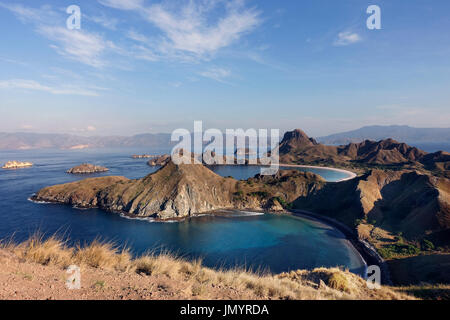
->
75;240;131;271
0;234;418;300
14;234;73;267
327;272;351;293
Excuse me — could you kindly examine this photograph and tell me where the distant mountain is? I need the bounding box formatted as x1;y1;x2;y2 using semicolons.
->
317;126;450;146
0;132;172;150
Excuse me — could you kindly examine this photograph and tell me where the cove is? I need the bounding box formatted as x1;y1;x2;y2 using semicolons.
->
0;149;365;276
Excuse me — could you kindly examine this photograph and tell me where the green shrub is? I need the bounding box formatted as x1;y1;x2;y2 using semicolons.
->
379;243;421;259
421;239;435;251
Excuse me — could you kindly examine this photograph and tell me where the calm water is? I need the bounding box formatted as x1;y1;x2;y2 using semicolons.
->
0;149;365;275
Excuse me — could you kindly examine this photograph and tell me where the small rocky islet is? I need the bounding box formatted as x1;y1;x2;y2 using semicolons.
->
66;163;109;174
2;161;33;169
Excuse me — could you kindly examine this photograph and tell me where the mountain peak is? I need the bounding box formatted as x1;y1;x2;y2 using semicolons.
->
279;129;318;154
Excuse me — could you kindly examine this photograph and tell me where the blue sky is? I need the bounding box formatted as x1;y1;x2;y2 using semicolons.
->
0;0;449;137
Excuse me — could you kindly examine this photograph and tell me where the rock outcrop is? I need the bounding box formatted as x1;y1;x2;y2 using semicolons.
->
2;161;33;169
67;164;109;174
147;154;171;166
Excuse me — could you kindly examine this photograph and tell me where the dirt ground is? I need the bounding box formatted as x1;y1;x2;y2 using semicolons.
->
0;250;256;300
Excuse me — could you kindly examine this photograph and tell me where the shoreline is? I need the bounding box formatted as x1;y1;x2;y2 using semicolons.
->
288;209;392;285
29;192;389;282
277;163;357;182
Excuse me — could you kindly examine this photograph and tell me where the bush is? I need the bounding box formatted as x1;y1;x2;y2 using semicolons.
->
273;197;293;209
421;239;435;251
379;243;421;259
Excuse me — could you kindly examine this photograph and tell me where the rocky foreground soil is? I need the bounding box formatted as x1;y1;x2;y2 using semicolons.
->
0;244;413;300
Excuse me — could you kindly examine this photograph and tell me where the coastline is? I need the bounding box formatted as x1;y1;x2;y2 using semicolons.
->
289;209;392;285
278;163;357;182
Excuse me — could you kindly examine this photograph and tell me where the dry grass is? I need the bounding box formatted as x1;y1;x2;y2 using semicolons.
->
11;234;73;268
1;234;416;300
75;240;131;271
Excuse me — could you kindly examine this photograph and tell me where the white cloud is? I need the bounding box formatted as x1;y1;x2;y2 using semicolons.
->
37;26;114;68
87;14;120;30
199;67;231;83
1;3;119;68
334;32;361;46
127;30;149;43
0;79;101;96
103;0;261;61
99;0;144;10
0;3;58;24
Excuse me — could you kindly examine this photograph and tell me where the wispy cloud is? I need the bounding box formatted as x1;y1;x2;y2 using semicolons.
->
38;26;115;68
87;14;120;30
0;79;101;96
101;0;261;61
0;3;58;24
334;32;362;46
1;3;119;68
99;0;144;10
199;67;231;83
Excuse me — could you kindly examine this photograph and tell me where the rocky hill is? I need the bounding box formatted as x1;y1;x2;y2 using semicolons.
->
279;129;449;175
32;161;325;220
294;169;450;245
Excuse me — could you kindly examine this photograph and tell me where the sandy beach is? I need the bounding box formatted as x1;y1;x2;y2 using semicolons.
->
278;164;357;182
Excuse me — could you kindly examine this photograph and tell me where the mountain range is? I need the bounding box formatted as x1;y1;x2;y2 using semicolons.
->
1;125;450;151
0;132;172;150
278;129;450;178
318;125;450;147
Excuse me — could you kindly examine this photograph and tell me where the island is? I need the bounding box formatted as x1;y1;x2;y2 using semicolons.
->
2;161;33;169
132;154;157;159
147;154;171;166
66;163;109;174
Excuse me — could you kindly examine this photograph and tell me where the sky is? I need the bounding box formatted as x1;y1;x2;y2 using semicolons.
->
0;0;449;137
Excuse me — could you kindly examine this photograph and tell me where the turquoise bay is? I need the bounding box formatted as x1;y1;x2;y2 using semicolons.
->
0;149;365;276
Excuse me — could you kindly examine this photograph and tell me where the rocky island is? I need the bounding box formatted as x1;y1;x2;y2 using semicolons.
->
147;154;171;166
2;161;33;169
132;154;156;159
66;163;109;174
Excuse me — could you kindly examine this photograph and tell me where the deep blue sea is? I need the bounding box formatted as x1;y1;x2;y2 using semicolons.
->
0;148;365;275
